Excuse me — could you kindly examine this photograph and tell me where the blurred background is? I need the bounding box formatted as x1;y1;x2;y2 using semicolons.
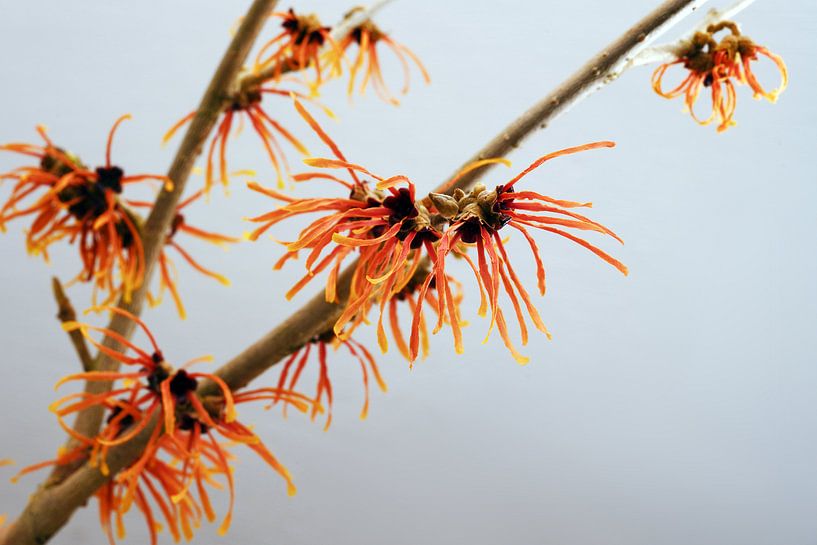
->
1;1;816;544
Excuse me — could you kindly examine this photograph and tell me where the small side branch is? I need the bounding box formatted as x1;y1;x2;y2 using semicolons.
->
51;277;94;373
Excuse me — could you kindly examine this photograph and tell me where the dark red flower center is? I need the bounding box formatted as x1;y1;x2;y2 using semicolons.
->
169;213;184;239
168;369;199;399
96;166;124;194
383;187;418;224
459;216;490;244
282;12;327;47
106;404;136;435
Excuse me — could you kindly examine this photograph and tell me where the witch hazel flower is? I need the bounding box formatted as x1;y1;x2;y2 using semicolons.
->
12;307;319;542
415;142;627;363
163;86;334;192
329;7;430;105
246;96;442;347
271;328;387;430
0;115;169;304
652;21;787;132
254;8;340;91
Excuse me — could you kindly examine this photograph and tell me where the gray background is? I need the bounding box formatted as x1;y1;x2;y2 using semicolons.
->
1;1;816;544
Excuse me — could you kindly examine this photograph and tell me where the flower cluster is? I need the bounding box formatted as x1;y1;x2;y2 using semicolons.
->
247;98;625;364
652;21;787;132
14;307;317;543
0;116;167;304
247;98;450;349
164;7;428;195
0;117;234;315
422;143;626;362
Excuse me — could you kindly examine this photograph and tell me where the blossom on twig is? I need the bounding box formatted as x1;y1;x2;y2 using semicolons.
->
254;8;339;90
330;7;430;105
418;142;626;363
652;21;787;132
11;307;318;542
163;87;330;191
246;96;439;344
0;116;168;303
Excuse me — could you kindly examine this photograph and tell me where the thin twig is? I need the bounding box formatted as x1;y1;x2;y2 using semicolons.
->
0;1;709;542
51;277;94;373
629;0;758;68
0;1;279;543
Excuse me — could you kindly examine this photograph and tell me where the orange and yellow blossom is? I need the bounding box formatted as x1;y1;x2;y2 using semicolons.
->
13;307;317;543
652;21;787;132
0;116;168;303
163;87;332;191
414;142;627;363
329;9;430;105
254;8;340;90
246;97;440;350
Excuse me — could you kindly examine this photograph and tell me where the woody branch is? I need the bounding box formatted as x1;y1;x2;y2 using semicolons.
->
0;3;707;543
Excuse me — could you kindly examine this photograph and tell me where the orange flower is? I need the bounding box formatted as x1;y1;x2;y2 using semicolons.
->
331;9;430;105
163;87;324;191
652;22;787;132
88;384;315;543
271;330;387;430
50;307;234;471
652;31;738;131
254;9;339;89
131;190;239;319
0;116;168;303
709;22;788;103
246;98;442;345
415;142;626;363
16;307;316;542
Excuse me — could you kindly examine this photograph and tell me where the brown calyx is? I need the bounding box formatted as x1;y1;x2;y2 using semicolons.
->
230;85;262;111
707;20;757;62
289;13;329;46
40;148;83;178
679;32;716;73
429;183;508;231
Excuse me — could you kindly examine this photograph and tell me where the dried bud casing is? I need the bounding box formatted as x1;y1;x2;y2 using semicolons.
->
428;192;460;219
477;189;497;212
